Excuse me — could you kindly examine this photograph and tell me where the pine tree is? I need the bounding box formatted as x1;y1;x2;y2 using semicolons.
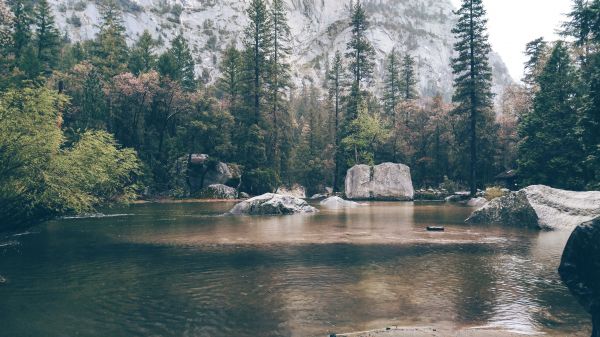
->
451;0;495;195
382;49;401;124
10;0;30;61
242;0;272;125
562;0;594;64
33;0;60;74
0;0;12;53
400;54;418;101
517;42;585;190
169;33;196;91
266;0;292;173
345;0;375;121
218;45;243;107
128;30;157;75
327;51;344;192
522;37;549;89
94;0;128;78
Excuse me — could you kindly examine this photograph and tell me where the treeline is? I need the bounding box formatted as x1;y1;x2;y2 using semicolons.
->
1;0;599;227
516;0;600;191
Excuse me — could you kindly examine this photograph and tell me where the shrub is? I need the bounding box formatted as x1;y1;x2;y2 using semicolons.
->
0;88;142;230
484;186;508;201
241;168;280;196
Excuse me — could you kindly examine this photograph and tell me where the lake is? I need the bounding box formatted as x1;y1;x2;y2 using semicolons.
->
0;201;591;336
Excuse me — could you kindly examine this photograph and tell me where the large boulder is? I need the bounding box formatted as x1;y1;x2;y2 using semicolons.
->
171;154;241;197
344;163;414;201
275;184;306;199
467;197;488;208
199;184;238;199
466;185;600;230
228;193;318;215
319;196;360;209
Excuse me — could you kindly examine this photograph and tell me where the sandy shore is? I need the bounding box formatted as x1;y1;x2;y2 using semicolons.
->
330;326;589;337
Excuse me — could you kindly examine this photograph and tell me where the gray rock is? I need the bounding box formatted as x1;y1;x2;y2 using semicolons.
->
199;184;238;199
275;184;306;199
344;163;414;201
171;154;241;197
466;185;600;230
319;196;360;209
228;193;318;215
445;193;471;203
467;197;488;208
310;193;328;200
239;192;250;199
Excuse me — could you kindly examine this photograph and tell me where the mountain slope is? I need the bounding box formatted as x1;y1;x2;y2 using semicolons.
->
50;0;513;99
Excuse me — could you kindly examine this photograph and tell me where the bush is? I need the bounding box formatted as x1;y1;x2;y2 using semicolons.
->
439;176;460;194
484;186;508;201
0;88;142;230
241;168;280;196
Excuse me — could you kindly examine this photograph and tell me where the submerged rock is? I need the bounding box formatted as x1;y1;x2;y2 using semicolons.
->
275;184;306;199
319;196;360;209
199;184;238;199
228;193;318;215
467;197;488;208
466;185;600;230
345;163;414;201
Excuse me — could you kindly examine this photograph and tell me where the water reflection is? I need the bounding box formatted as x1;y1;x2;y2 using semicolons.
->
0;201;592;337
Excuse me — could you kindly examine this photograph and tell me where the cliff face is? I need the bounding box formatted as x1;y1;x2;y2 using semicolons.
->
51;0;513;99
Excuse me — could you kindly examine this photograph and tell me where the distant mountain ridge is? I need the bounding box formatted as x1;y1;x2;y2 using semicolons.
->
49;0;513;99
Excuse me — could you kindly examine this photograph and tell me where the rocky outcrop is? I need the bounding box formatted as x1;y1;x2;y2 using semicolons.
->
275;184;306;199
319;196;360;209
171;154;241;197
228;193;318;215
466;185;600;230
345;163;414;201
199;184;238;199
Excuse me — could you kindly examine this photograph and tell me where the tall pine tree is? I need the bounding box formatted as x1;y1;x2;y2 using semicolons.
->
33;0;60;74
383;49;401;124
345;0;375;121
327;51;344;192
128;30;157;75
400;54;418;101
169;33;196;91
94;0;128;78
451;0;495;195
266;0;292;174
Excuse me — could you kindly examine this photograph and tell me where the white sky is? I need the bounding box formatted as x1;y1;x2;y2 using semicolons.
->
450;0;573;81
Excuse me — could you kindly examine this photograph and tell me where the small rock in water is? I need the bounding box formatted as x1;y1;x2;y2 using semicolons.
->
427;226;445;232
0;275;7;284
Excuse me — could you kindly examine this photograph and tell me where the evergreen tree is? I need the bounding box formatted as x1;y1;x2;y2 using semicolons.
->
522;37;549;89
242;0;272;125
562;0;594;64
327;51;344;192
0;0;12;53
345;0;375;121
218;45;243;107
517;42;585;190
168;33;196;91
400;54;418;101
33;0;60;74
94;0;128;78
382;49;401;124
451;0;495;195
10;0;30;61
266;0;292;173
128;30;157;75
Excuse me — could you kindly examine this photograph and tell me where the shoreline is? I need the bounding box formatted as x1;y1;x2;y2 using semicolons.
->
330;325;590;337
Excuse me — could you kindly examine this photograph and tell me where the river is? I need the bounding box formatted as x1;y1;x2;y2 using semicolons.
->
0;201;591;336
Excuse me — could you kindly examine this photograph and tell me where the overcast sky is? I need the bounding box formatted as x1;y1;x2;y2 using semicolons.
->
449;0;573;81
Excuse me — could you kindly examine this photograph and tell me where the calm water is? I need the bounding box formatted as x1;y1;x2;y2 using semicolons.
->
0;201;591;337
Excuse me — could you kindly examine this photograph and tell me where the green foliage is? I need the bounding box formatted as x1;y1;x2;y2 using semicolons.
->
400;54;418;100
33;0;60;74
241;168;280;195
128;30;157;75
0;87;141;229
382;49;401;122
517;42;585;190
341;103;389;166
93;0;128;77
